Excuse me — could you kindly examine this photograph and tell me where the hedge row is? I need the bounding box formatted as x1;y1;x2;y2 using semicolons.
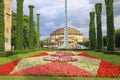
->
105;0;115;51
16;0;24;50
0;0;5;51
0;50;37;57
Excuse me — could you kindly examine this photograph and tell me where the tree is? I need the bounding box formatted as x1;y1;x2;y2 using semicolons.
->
103;29;120;50
15;0;24;50
28;5;34;49
0;0;5;51
12;12;30;50
89;12;96;50
105;0;115;51
115;29;120;49
103;35;107;47
77;40;89;48
23;15;29;49
36;14;40;49
95;3;103;51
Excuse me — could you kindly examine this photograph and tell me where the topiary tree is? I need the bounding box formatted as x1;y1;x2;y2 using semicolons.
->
0;0;5;51
36;14;40;49
115;29;120;49
89;12;96;50
95;3;103;51
15;0;24;50
28;5;34;49
105;0;115;51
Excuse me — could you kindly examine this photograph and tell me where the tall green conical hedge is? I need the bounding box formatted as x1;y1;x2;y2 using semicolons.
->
105;0;115;51
95;3;103;51
28;5;34;49
16;0;24;50
89;12;96;50
36;14;40;49
0;0;4;51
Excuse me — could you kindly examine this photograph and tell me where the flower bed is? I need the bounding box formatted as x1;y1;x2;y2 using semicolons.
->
97;60;119;77
78;52;98;59
0;60;20;75
11;62;93;76
0;51;119;77
43;56;78;62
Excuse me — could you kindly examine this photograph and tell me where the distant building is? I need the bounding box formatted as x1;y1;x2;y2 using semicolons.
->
45;27;86;48
0;0;12;51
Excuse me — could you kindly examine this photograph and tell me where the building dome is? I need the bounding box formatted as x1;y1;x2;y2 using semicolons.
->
50;27;83;36
46;27;85;47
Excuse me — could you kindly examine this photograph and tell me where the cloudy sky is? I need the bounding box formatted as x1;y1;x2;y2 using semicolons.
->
12;0;120;40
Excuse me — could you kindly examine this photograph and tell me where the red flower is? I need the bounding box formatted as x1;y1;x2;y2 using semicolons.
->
12;62;93;76
78;52;98;59
0;60;20;75
28;52;48;58
97;60;119;77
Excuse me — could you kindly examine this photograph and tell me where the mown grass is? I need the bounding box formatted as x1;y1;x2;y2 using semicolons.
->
0;49;47;65
0;76;119;80
83;51;120;66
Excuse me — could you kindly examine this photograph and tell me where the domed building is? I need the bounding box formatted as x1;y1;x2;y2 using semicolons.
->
46;27;85;48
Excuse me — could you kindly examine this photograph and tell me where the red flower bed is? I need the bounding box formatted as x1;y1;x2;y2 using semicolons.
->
12;62;93;76
0;60;20;75
78;52;98;59
97;60;119;77
53;51;74;56
118;66;120;76
28;52;48;58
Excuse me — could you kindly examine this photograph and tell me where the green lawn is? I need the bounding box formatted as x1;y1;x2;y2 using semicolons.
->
83;51;120;66
0;76;119;80
0;49;47;65
0;49;120;80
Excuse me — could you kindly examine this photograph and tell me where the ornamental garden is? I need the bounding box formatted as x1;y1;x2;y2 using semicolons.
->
0;0;120;79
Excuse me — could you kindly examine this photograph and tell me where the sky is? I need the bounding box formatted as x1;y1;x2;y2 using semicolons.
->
12;0;120;40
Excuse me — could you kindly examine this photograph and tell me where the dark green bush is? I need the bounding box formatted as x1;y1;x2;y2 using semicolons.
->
0;50;36;57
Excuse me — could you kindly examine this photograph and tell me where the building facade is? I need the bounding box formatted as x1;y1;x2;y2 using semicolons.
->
46;27;85;47
0;0;12;51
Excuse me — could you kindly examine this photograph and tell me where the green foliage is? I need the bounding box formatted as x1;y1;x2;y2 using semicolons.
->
12;12;36;50
29;5;34;49
115;29;120;48
36;14;40;49
0;1;4;51
89;12;96;50
105;0;115;51
16;0;24;50
95;3;103;51
77;40;89;47
103;35;107;47
103;29;120;50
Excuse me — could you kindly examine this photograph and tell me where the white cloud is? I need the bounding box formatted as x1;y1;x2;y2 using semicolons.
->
114;16;120;29
45;22;55;27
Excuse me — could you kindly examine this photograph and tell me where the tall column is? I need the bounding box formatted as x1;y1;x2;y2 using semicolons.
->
105;0;115;51
89;12;96;50
29;5;34;49
64;0;68;48
16;0;24;50
95;3;103;51
36;14;40;49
